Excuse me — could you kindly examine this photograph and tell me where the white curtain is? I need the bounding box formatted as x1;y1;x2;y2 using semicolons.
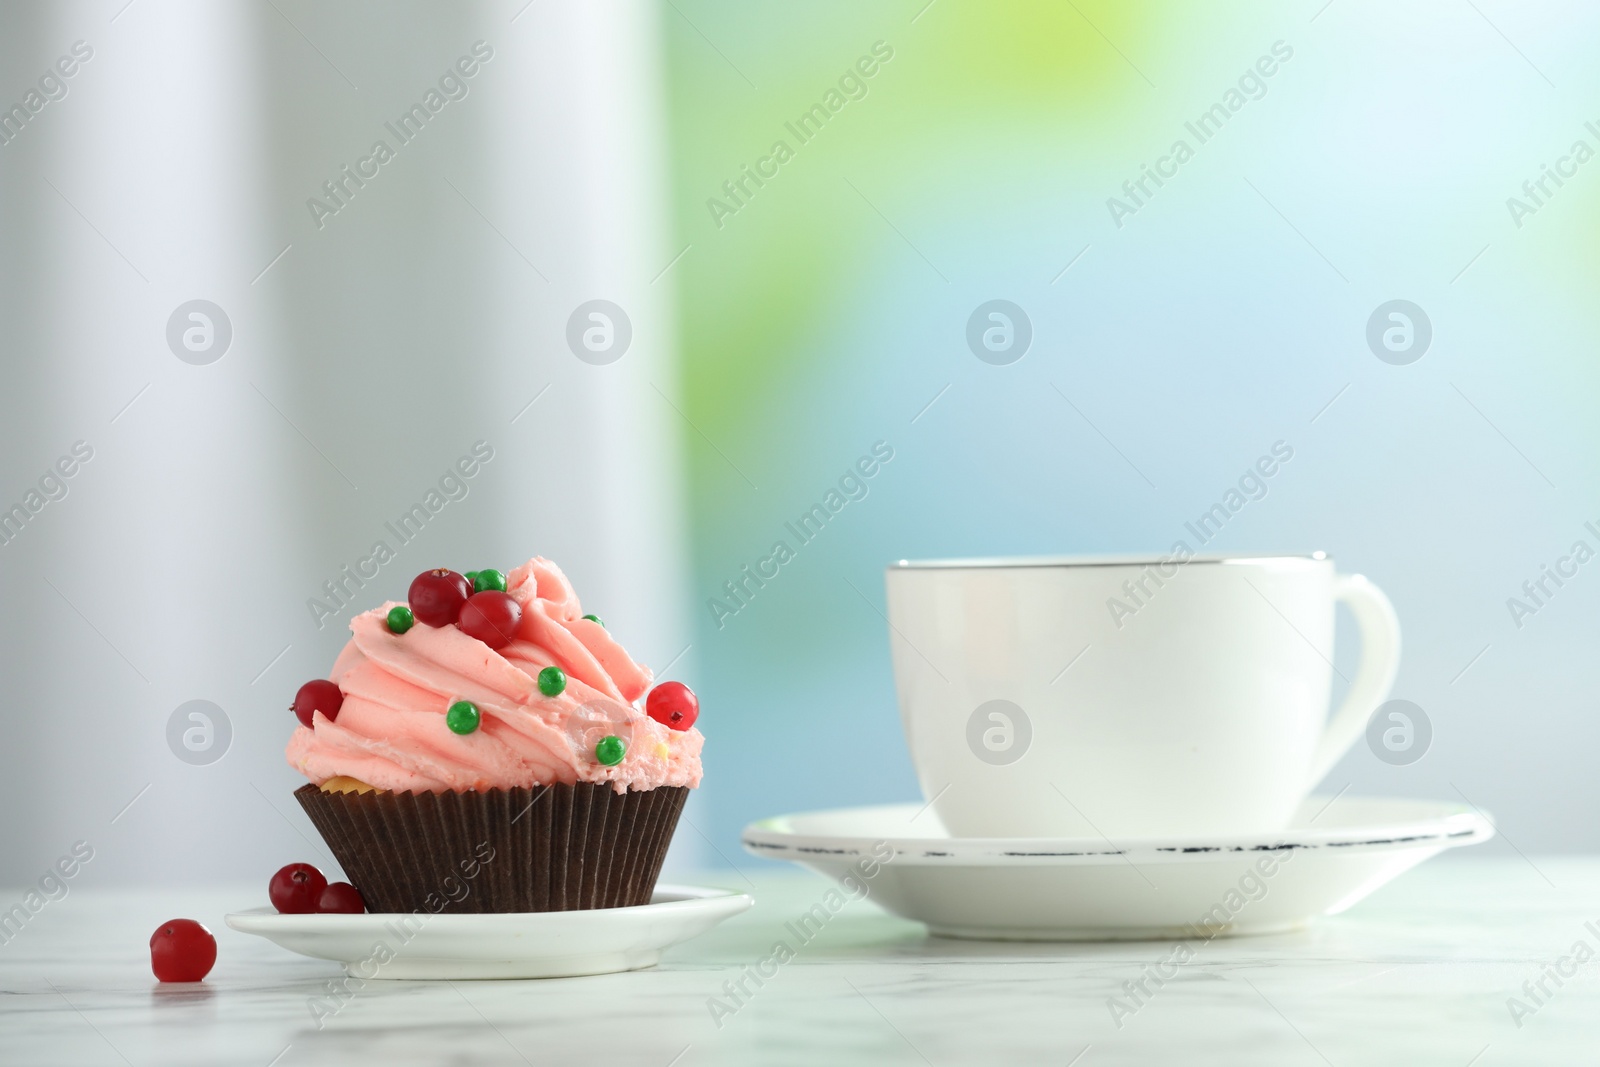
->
0;0;696;884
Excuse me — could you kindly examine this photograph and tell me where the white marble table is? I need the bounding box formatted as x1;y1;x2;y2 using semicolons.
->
2;856;1594;1066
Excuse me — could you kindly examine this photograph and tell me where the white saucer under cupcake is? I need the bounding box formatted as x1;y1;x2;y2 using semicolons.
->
742;795;1493;940
227;884;751;979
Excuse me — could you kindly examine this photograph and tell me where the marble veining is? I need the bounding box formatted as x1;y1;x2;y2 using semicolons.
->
0;855;1594;1066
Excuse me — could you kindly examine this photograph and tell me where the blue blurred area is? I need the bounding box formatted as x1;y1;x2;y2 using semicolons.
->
664;0;1600;864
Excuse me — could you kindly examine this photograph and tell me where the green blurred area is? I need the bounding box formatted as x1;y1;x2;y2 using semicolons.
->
661;0;1166;451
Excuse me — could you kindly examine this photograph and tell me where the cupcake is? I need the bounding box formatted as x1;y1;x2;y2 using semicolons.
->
285;557;702;913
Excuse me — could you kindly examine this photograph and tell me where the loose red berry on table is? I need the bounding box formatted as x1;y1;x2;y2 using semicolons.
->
409;568;471;628
646;681;698;731
149;919;217;982
269;862;328;914
458;590;521;649
318;882;366;914
292;680;344;728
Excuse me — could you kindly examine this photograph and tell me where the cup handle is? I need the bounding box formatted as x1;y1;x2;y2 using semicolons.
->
1306;573;1402;786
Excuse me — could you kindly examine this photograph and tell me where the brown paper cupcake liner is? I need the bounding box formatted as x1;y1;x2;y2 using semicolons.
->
294;782;688;913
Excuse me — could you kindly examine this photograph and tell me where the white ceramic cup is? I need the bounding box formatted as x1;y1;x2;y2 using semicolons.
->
884;553;1400;839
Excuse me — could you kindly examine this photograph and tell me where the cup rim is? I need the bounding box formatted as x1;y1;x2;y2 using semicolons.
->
886;552;1329;571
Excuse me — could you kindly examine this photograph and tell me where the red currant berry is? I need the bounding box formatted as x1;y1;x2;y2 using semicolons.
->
149;919;217;982
318;882;366;914
292;680;343;728
269;862;328;914
458;590;522;649
646;681;698;731
409;568;472;628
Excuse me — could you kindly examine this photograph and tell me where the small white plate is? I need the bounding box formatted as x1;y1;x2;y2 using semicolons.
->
742;796;1494;940
226;884;752;979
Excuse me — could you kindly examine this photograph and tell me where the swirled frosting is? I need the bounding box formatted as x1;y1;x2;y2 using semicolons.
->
286;558;702;794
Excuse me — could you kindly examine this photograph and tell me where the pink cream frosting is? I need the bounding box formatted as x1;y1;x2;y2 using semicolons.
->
286;558;703;794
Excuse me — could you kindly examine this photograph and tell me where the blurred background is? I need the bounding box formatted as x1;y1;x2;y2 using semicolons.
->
1;0;1596;887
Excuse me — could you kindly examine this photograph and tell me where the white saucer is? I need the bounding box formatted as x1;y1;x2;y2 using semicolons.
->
225;884;752;979
742;796;1493;940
